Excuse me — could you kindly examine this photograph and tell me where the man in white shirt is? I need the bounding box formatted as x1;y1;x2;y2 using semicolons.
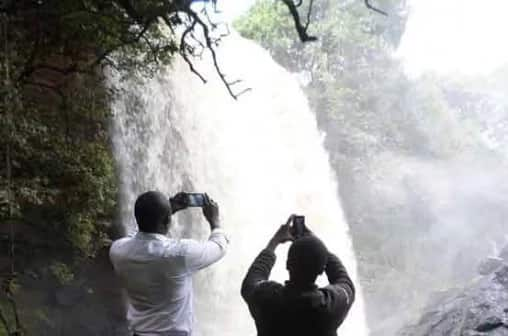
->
110;191;228;336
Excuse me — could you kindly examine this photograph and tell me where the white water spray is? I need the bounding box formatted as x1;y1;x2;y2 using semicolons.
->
110;33;368;336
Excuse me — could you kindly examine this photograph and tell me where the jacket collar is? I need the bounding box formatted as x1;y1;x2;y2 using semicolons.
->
285;280;318;292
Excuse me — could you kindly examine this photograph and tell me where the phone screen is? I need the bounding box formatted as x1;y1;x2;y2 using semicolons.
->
293;216;305;238
186;193;205;207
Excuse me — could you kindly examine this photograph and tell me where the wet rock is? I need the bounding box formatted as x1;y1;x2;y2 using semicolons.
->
475;316;504;332
54;286;85;307
14;247;128;336
25;269;40;280
398;264;508;335
499;245;508;262
478;257;504;275
494;266;508;288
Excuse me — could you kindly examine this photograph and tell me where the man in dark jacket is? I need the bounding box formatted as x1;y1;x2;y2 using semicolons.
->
241;216;354;336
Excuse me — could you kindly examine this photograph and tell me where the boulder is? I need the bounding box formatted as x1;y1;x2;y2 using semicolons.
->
398;266;508;335
499;245;508;262
478;257;504;275
54;285;85;307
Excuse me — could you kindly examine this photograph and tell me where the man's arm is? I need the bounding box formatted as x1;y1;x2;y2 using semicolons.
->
183;228;228;272
322;252;355;317
184;194;228;272
241;218;294;303
240;248;277;302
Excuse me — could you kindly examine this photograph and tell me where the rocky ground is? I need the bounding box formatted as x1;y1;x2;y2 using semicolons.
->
399;245;508;336
3;247;127;336
5;238;508;336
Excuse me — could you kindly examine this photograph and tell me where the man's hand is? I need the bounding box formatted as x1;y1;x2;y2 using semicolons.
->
266;215;295;251
292;221;313;239
170;192;188;214
202;193;220;230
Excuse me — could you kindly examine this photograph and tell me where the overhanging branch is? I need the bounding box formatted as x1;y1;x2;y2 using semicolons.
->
365;0;388;16
174;15;207;83
281;0;388;44
180;8;250;100
281;0;317;42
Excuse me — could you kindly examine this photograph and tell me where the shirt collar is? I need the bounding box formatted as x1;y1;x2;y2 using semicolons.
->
135;231;169;241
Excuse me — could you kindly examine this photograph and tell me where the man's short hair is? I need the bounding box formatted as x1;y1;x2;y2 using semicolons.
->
134;191;171;232
287;235;328;280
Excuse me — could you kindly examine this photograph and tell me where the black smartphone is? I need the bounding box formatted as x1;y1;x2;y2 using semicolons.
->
186;193;206;207
293;215;305;239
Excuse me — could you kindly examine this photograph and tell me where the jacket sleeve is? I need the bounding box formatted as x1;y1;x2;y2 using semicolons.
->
182;228;229;273
241;248;277;304
322;252;355;319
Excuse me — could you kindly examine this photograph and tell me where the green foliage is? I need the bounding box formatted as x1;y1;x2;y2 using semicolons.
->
49;262;75;285
0;73;117;256
5;0;179;84
235;0;406;72
0;298;18;336
33;308;53;330
235;1;296;67
1;0;141;258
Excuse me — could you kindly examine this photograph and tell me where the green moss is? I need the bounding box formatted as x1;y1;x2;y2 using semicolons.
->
0;75;118;257
33;308;53;329
49;262;75;285
0;298;17;336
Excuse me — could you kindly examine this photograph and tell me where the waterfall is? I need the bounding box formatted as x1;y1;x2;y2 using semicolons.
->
110;32;369;336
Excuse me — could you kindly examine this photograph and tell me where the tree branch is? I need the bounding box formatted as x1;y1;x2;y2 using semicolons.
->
9;0;251;99
183;8;247;99
175;16;207;83
304;0;314;30
24;80;65;98
91;20;154;68
365;0;388;16
281;0;317;42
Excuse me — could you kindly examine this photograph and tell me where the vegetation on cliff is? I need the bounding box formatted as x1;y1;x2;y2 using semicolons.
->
0;1;197;333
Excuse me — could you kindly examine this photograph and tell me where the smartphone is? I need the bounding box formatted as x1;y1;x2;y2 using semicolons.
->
186;193;206;207
293;215;305;239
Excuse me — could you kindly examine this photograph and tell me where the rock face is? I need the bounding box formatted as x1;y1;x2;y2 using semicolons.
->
11;247;128;336
399;248;508;336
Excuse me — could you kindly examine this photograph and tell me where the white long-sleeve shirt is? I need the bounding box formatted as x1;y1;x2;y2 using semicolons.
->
109;228;228;336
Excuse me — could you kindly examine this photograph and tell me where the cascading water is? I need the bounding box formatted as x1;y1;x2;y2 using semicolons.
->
110;32;369;336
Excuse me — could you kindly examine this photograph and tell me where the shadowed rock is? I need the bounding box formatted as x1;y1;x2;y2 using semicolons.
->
478;257;504;276
398;263;508;335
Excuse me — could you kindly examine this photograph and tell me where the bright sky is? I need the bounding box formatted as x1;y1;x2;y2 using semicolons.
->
220;0;256;20
398;0;508;76
225;0;508;76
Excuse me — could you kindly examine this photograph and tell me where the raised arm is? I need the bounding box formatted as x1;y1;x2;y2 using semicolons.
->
241;247;276;302
323;251;355;319
241;219;294;303
185;194;230;272
183;228;228;272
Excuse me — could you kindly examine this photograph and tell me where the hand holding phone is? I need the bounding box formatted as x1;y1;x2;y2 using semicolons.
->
202;193;220;230
185;193;206;207
170;192;206;214
170;192;188;214
292;215;306;239
267;216;295;251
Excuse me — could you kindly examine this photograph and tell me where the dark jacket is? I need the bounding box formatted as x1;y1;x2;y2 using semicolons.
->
241;249;354;336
